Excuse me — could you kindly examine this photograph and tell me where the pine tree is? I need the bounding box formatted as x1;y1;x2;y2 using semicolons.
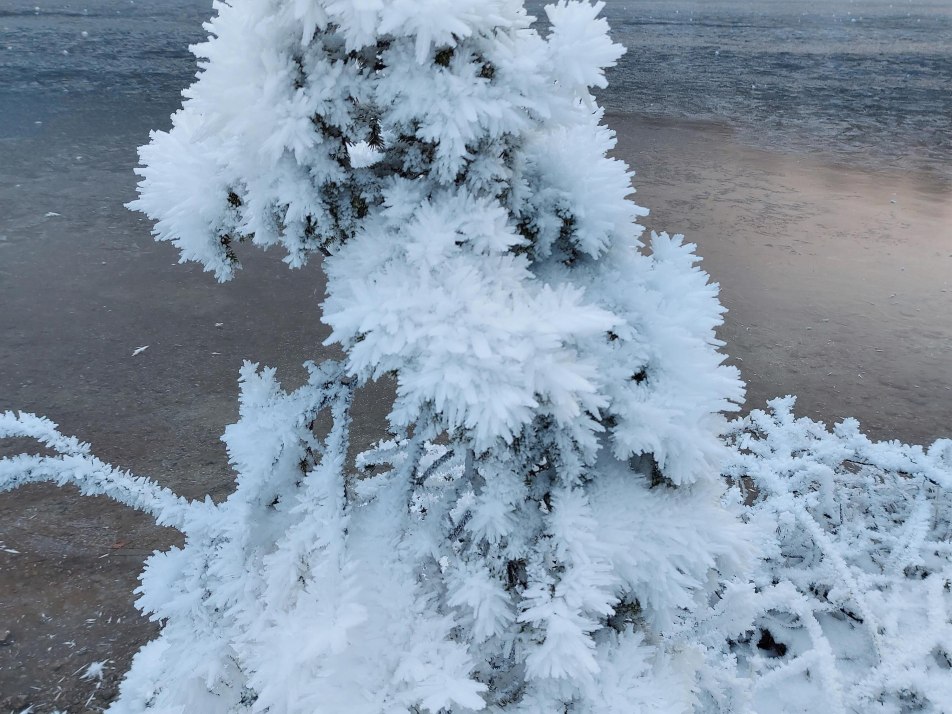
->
3;1;751;710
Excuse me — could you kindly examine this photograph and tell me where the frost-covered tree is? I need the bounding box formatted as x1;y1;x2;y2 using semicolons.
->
4;1;751;711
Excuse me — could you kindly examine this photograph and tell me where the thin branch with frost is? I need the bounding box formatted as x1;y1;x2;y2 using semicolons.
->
0;411;190;529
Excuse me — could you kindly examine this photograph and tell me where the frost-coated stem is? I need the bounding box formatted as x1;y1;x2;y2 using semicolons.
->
792;501;885;661
0;412;190;529
0;411;92;457
324;379;355;503
399;418;429;491
753;583;847;714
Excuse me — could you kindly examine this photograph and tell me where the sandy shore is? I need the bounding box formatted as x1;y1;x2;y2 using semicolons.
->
0;102;949;708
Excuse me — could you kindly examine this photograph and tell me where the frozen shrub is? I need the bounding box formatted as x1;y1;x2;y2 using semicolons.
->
718;399;952;713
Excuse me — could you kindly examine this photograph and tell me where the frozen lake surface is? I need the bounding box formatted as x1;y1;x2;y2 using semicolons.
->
3;0;951;175
591;0;952;176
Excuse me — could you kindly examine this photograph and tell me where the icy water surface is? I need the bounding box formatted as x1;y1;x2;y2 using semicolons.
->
3;0;951;174
553;0;952;176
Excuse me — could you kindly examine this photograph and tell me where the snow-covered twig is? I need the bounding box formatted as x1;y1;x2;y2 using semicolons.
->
0;411;190;529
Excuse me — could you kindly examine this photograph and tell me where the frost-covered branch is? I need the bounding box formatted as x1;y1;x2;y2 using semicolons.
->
0;411;190;529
